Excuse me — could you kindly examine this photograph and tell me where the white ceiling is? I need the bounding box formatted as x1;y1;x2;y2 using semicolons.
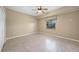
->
6;6;62;16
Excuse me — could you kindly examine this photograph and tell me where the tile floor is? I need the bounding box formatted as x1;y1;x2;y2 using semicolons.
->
2;33;79;52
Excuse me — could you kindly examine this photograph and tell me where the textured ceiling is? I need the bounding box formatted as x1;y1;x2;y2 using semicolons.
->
6;6;62;16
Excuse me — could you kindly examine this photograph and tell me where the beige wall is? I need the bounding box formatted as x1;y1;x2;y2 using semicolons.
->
6;7;79;41
38;11;79;40
6;9;37;39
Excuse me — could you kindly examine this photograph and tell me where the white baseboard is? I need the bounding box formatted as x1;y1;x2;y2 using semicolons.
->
6;32;36;40
53;35;79;43
39;32;79;43
6;32;79;43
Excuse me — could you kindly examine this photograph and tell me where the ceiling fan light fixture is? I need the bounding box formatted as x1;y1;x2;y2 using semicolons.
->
32;6;48;15
38;10;42;13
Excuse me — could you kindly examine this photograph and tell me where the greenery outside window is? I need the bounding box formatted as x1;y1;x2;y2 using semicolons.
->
47;16;57;29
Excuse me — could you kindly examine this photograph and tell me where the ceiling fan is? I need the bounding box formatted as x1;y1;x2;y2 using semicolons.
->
32;6;48;14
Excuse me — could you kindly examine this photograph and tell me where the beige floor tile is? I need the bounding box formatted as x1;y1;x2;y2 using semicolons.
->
2;33;79;52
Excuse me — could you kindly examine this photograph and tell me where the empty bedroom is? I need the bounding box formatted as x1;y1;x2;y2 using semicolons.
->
0;6;79;52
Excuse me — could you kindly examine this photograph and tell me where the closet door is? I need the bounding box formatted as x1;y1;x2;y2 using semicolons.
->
0;7;6;51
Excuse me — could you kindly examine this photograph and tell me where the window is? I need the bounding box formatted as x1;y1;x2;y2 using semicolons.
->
47;16;57;29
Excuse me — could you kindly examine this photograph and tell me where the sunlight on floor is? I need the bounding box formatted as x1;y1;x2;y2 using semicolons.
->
45;38;56;51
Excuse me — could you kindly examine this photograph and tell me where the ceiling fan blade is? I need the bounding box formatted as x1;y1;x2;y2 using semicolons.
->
42;10;45;13
43;8;48;10
36;11;38;14
32;6;48;14
32;9;37;11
